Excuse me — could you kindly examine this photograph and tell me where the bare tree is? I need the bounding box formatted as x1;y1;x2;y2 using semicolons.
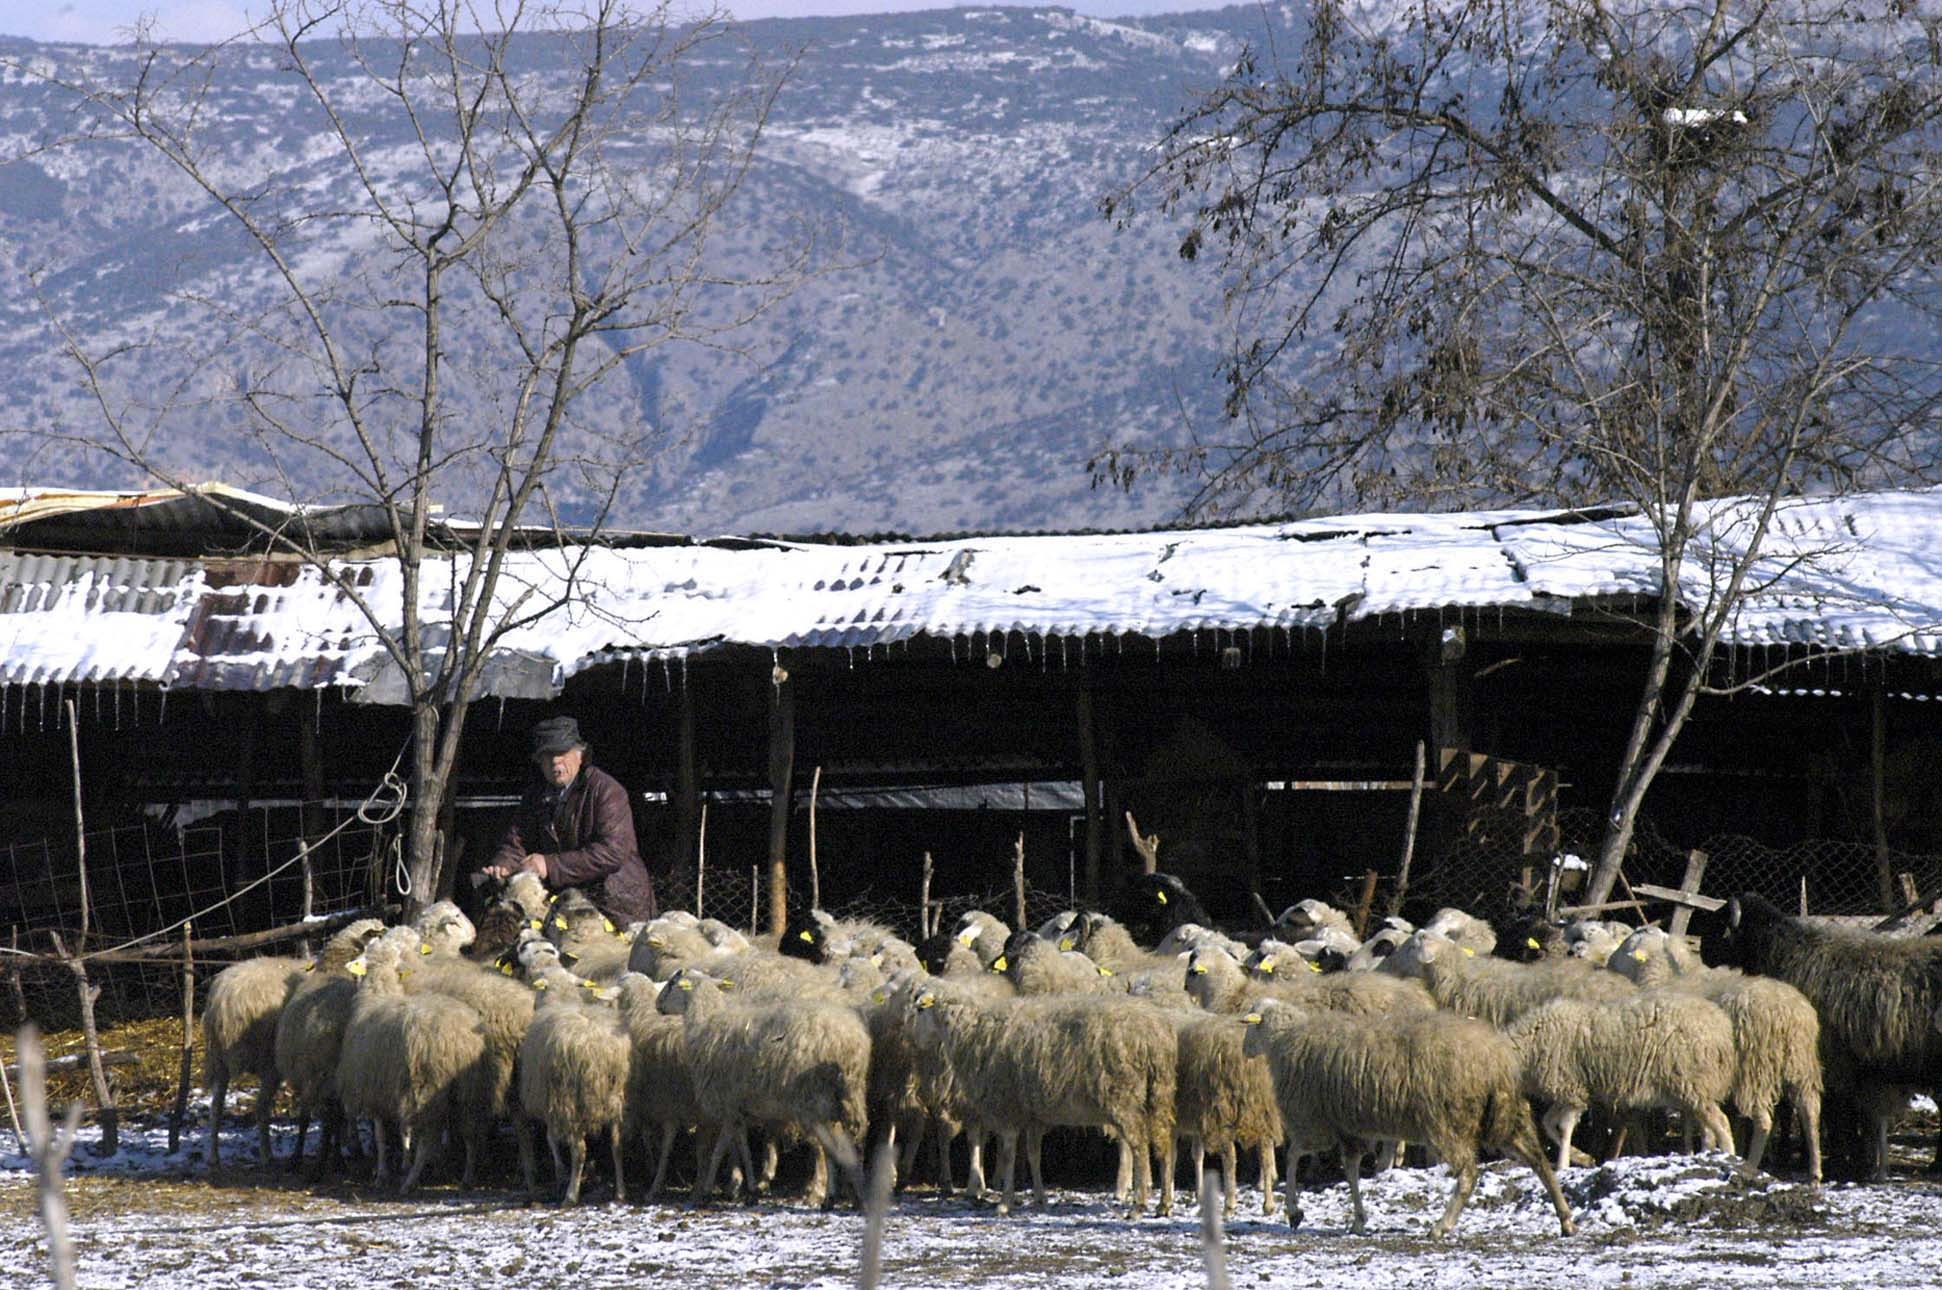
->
9;0;809;908
1105;0;1942;906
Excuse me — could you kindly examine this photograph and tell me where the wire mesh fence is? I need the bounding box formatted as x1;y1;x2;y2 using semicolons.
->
1;808;394;1031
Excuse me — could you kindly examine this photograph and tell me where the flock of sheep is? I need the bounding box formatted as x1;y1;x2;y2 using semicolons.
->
197;869;1942;1239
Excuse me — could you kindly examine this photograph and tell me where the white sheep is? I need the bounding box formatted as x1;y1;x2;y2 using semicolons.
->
1189;944;1432;1019
1172;1008;1283;1216
269;918;391;1173
953;909;1012;969
204;916;384;1167
1420;907;1498;957
517;981;631;1204
336;936;489;1192
1241;1001;1575;1238
1506;989;1738;1175
1611;925;1824;1183
657;967;872;1209
1400;931;1636;1025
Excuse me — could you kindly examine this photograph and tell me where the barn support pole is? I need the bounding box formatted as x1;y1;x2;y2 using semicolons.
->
168;920;195;1154
765;659;795;938
1077;680;1103;906
296;694;325;958
1241;777;1262;911
63;699;116;1156
675;673;699;891
1425;627;1471;867
230;698;258;907
1872;686;1895;913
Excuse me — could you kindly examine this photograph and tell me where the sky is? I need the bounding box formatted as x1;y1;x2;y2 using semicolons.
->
1;1;1240;47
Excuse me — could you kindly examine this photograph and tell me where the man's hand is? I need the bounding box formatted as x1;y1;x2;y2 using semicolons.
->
478;853;547;883
524;853;549;880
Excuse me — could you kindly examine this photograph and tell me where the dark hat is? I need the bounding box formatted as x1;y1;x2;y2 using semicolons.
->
530;716;585;757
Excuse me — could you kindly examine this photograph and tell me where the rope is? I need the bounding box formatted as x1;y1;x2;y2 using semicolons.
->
0;742;414;965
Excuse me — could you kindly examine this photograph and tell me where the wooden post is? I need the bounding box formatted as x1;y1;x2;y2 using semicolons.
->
1872;687;1895;913
1799;875;1809;917
1668;850;1709;938
1125;811;1160;875
765;662;795;938
1351;868;1380;938
297;695;325;959
1390;740;1427;917
750;864;760;936
808;765;823;912
919;852;934;940
18;1024;81;1290
67;701;91;947
676;675;699;887
0;1010;22;1152
168;921;195;1154
1077;682;1103;906
48;931;115;1157
1012;832;1027;932
694;802;708;918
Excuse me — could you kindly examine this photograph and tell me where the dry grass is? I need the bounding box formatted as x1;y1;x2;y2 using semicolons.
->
1;1013;194;1117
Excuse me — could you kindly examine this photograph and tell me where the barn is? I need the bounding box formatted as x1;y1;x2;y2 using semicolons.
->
3;481;1941;1010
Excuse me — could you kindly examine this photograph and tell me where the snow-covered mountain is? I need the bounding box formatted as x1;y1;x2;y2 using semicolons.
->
0;7;1302;537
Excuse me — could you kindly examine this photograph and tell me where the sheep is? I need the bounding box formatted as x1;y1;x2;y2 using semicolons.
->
412;901;476;958
517;980;631;1204
626;916;719;980
953;909;1012;968
1241;1001;1575;1238
1420;907;1498;957
1343;924;1412;973
916;930;988;979
401;952;541;1186
994;929;1113;995
1399;931;1636;1026
908;985;1177;1217
1610;927;1824;1185
202;916;385;1167
880;970;991;1198
1117;871;1211;946
1171;1008;1283;1216
1272;898;1353;944
1189;944;1433;1019
269;920;393;1173
1506;988;1738;1174
1563;917;1631;965
611;973;712;1199
336;936;489;1193
657;967;872;1209
1071;911;1189;981
1711;892;1940;1179
1152;921;1249;961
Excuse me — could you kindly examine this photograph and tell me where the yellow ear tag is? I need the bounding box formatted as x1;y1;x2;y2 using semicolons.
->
1260;960;1275;975
530;919;544;931
500;963;514;976
916;992;936;1009
1097;965;1113;977
992;955;1008;972
582;979;600;991
603;918;616;934
419;944;433;956
553;917;569;931
1241;1012;1263;1025
718;979;736;990
1307;960;1323;973
1526;937;1542;950
1190;963;1206;975
398;967;411;980
799;930;815;943
956;928;977;946
534;978;549;990
872;990;887;1004
677;978;694;991
1058;937;1075;952
304;962;316;973
1156;891;1168;905
1461;946;1475;957
1631;949;1650;961
346;959;367;977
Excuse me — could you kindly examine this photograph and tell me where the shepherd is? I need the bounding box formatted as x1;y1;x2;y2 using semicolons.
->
477;715;657;923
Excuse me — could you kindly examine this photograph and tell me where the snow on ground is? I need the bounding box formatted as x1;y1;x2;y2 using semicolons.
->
5;1116;1942;1288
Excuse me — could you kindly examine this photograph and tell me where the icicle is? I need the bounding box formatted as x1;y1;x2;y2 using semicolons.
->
847;646;855;670
497;695;507;730
158;683;168;725
621;656;631;694
663;658;673;692
37;683;46;731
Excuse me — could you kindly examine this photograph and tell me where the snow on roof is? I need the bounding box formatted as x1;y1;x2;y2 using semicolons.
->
3;487;1940;701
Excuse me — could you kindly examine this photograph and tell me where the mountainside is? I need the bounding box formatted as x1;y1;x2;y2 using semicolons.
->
0;6;1302;538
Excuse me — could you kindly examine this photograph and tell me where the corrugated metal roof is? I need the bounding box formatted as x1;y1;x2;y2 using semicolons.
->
3;487;1940;702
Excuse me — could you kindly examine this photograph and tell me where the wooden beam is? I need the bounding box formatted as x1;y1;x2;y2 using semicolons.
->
1667;850;1709;937
1628;883;1727;913
766;663;795;938
1077;682;1102;906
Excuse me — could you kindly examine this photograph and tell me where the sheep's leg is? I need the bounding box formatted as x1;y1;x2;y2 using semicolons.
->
1112;1138;1132;1202
562;1134;588;1206
758;1135;781;1193
1258;1139;1278;1216
400;1119;439;1194
1026;1128;1047;1209
1188;1136;1205;1205
1700;1104;1737;1160
1341;1141;1369;1235
254;1076;280;1164
1156;1128;1175;1218
895;1118;922;1194
1371;1139;1398;1174
1428;1159;1479;1240
371;1118;390;1186
1544;1105;1582;1176
929;1116;954;1197
694;1125;733;1205
1282;1141;1303;1229
1502;1125;1576;1237
1220;1141;1238;1217
994;1130;1019;1215
288;1103;310;1173
735;1128;761;1203
515;1117;538;1198
1743;1108;1774;1176
647;1122;678;1200
1797;1089;1823;1188
608;1123;626;1204
966;1128;988;1200
207;1069;228;1166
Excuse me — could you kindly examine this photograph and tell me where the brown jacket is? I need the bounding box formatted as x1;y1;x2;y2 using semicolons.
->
486;762;656;923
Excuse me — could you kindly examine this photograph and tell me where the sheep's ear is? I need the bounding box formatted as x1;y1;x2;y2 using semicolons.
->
871;989;888;1004
499;963;515;976
303;962;317;973
1728;898;1742;929
956;927;978;946
1631;948;1649;961
915;991;936;1009
718;978;737;990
